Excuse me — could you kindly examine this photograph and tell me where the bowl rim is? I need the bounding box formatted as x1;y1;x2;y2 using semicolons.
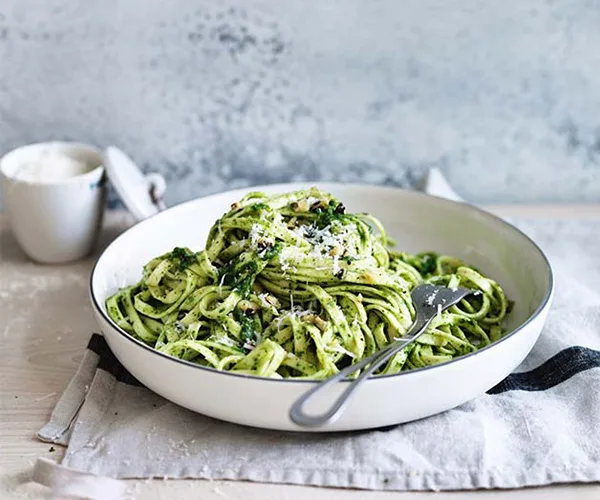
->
90;182;554;385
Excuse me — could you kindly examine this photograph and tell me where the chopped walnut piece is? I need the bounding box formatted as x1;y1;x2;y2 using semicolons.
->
237;300;260;313
362;271;376;284
303;314;328;331
291;200;310;212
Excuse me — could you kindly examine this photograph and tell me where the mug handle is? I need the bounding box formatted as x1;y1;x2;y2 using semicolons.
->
146;173;167;212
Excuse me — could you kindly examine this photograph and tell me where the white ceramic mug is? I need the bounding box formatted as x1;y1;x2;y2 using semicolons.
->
0;142;105;264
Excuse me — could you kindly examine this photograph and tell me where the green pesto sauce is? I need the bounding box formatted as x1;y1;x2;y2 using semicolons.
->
313;200;347;229
170;247;196;271
401;252;437;276
261;241;282;261
233;308;257;342
218;243;282;298
249;202;269;212
219;260;258;298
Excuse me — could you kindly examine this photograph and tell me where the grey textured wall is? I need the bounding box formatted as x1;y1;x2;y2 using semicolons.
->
1;0;599;205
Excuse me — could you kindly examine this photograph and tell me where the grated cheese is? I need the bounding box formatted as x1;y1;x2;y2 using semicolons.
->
218;272;227;295
332;253;340;275
248;223;263;247
217;336;238;348
257;293;272;308
274;307;314;330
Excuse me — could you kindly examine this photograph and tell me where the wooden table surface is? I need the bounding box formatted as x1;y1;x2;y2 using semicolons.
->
1;206;599;500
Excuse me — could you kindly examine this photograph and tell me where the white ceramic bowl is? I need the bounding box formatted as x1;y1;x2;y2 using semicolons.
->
90;183;553;432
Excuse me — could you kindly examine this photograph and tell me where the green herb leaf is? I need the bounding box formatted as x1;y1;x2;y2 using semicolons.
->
170;247;196;271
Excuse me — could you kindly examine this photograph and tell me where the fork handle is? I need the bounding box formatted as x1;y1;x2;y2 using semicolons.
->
289;316;431;427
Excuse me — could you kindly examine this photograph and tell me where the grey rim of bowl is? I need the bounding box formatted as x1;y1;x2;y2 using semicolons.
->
89;182;554;385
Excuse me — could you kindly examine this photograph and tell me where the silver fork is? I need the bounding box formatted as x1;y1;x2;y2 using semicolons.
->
289;283;475;427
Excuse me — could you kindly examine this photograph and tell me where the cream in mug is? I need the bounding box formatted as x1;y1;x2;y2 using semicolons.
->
10;144;98;183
